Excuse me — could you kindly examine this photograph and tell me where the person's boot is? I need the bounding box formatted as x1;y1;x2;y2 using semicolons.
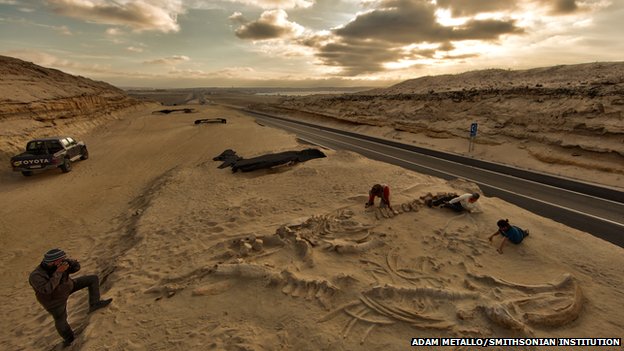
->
89;298;112;313
62;333;75;347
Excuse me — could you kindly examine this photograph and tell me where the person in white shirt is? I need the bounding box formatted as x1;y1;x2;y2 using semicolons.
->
430;193;481;212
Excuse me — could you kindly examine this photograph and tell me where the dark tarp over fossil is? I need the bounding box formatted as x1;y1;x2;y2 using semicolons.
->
213;148;326;172
194;118;227;124
152;108;196;114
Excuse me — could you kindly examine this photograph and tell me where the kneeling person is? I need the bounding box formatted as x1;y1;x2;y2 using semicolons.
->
365;183;398;214
489;219;529;254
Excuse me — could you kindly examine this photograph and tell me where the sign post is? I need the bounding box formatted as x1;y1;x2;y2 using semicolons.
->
469;122;478;152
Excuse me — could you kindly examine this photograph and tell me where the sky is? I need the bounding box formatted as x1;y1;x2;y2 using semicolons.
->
1;0;623;88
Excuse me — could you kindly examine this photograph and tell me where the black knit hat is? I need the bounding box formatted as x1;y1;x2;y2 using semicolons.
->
43;248;66;263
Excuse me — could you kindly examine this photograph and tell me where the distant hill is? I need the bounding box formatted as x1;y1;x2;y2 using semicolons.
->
258;62;624;162
370;62;624;95
0;55;145;159
0;55;130;103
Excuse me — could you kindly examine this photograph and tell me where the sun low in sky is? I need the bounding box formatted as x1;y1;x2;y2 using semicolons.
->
1;0;622;88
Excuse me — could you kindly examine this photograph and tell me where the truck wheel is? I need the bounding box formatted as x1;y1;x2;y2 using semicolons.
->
80;146;89;160
60;158;72;173
21;171;33;177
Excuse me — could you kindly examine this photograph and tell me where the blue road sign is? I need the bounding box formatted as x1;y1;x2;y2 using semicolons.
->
470;122;478;137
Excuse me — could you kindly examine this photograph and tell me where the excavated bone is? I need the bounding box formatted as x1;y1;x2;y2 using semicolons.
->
318;301;362;322
409;200;421;211
294;237;315;267
352;231;371;243
151;266;217;289
276;225;296;239
334;238;384;254
380;208;391;218
144;284;183;295
261;235;287;247
468;273;575;293
524;283;583;327
359;295;451;329
212;263;279;280
480;304;527;331
364;284;479;300
239;242;252;256
360;324;376;344
278;271;338;307
252;239;264;251
343;307;395;325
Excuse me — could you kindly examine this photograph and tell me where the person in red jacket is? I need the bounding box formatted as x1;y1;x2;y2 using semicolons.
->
365;184;397;214
29;248;112;346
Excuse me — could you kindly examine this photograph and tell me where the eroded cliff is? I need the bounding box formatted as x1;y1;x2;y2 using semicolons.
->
0;55;146;159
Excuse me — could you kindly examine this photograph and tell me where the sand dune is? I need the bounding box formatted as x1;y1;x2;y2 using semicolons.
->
1;105;622;350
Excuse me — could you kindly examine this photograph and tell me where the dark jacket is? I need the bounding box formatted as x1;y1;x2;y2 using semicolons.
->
29;259;81;310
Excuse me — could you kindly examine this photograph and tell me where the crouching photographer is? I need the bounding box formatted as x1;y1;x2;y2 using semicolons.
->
29;248;112;347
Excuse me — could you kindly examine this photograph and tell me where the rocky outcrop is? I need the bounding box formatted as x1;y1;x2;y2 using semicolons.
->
2;94;137;121
0;55;146;159
256;62;624;158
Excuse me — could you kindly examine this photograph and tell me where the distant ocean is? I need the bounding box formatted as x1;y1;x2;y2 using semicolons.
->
255;90;358;96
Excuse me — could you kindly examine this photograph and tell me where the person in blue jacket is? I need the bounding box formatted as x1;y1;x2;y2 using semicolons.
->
488;219;529;254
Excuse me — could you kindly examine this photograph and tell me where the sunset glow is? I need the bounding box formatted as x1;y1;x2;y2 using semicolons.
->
1;0;621;87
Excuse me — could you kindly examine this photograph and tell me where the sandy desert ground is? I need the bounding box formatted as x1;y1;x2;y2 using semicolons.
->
1;104;623;351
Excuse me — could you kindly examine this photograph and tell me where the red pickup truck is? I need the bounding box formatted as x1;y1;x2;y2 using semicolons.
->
10;137;89;176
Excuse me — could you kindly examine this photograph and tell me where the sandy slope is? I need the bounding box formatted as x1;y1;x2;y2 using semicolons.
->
1;105;622;350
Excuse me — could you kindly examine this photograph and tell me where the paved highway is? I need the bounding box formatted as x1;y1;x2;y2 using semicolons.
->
235;108;624;248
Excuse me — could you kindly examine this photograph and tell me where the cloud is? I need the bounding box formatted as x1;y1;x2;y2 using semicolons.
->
312;38;401;75
0;0;39;13
436;0;583;17
435;0;518;16
333;0;521;44
226;0;602;78
143;55;190;65
233;9;305;40
56;24;72;35
0;16;73;35
452;18;523;40
106;27;124;36
228;12;246;24
549;0;579;14
169;66;257;79
126;46;144;53
301;0;523;75
45;0;183;33
2;49;131;77
4;49;74;69
214;0;313;10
